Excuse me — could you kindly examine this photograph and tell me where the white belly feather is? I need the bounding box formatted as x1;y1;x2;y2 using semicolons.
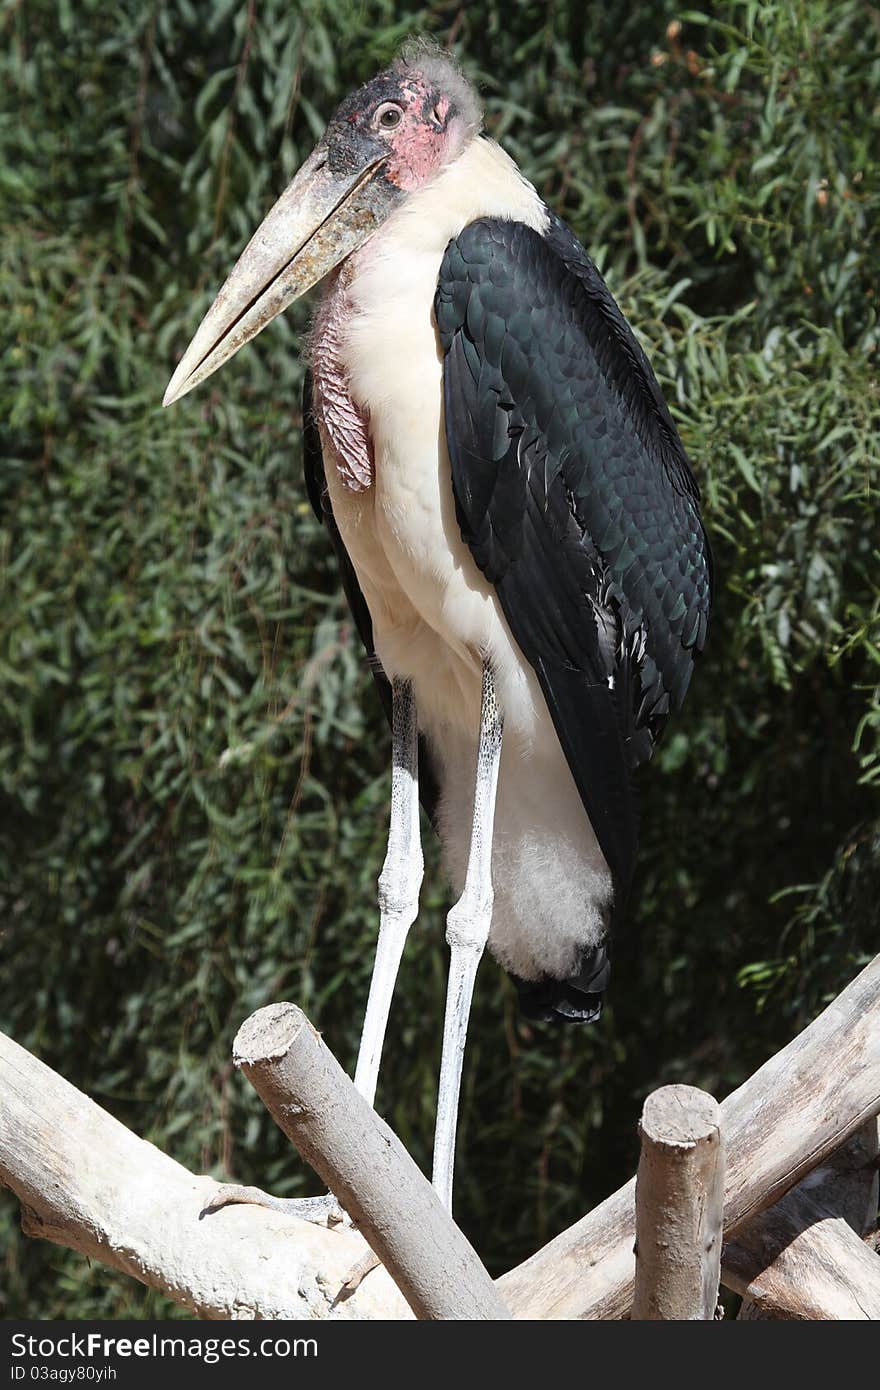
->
315;138;612;981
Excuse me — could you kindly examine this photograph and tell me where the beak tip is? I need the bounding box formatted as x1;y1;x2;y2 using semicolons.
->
162;371;188;408
161;139;377;409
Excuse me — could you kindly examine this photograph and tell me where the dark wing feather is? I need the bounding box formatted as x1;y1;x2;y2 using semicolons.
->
302;370;439;822
436;216;711;917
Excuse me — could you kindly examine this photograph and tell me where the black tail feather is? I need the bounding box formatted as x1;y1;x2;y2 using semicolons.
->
513;940;612;1025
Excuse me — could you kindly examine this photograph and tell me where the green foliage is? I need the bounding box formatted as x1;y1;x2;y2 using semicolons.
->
1;0;877;1316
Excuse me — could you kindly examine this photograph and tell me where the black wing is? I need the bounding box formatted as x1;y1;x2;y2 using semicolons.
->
436;216;711;916
302;371;439;822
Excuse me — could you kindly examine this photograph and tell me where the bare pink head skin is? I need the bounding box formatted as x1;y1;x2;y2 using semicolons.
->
163;46;482;409
323;46;482;195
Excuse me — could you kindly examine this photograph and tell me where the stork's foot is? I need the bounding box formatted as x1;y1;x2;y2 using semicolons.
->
202;1182;381;1299
332;1249;382;1306
201;1184;350;1228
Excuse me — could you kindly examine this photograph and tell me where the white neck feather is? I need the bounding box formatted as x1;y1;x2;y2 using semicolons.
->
366;135;548;262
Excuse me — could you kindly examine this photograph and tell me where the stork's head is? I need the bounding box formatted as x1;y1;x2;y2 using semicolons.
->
163;46;481;405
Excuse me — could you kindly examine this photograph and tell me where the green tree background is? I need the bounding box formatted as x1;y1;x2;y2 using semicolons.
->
1;0;877;1317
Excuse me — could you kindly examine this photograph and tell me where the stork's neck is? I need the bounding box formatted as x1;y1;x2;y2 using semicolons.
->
311;138;548;495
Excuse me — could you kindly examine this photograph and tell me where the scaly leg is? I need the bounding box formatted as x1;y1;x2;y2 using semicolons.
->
431;660;503;1212
353;677;423;1105
205;679;423;1226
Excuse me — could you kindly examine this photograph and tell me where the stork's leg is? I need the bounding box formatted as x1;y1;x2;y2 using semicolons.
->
203;678;422;1229
431;660;503;1212
353;677;423;1105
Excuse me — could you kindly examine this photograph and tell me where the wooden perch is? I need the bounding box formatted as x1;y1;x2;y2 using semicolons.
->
231;1003;510;1321
2;956;878;1321
500;952;880;1319
632;1085;724;1319
729;1194;880;1320
730;1120;880;1320
0;1028;410;1321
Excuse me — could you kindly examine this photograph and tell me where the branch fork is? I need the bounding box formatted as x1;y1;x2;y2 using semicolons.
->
2;955;879;1320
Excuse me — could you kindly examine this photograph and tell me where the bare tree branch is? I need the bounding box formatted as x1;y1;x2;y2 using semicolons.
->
731;1120;880;1320
500;953;880;1319
3;958;878;1322
0;1028;410;1320
632;1085;724;1320
231;1003;511;1321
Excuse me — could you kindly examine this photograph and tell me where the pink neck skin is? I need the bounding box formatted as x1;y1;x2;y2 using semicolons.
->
311;269;374;493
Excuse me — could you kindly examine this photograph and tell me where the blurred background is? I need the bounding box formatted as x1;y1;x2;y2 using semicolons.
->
1;0;877;1317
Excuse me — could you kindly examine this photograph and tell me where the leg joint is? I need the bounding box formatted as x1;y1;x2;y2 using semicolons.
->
445;893;494;952
377;855;424;918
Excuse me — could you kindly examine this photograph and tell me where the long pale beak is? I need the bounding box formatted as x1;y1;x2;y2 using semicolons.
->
163;145;392;406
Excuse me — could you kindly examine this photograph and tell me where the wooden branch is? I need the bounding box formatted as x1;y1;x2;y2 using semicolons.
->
729;1195;880;1320
500;952;880;1320
731;1120;880;1320
632;1085;724;1320
0;1029;410;1320
232;1004;511;1321
4;958;878;1322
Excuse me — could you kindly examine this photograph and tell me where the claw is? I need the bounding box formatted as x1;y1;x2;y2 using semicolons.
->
333;1249;381;1306
200;1184;349;1227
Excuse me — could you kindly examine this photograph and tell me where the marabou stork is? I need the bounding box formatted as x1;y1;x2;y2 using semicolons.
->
165;45;711;1214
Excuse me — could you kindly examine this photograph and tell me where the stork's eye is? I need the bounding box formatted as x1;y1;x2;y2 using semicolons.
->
375;102;403;130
